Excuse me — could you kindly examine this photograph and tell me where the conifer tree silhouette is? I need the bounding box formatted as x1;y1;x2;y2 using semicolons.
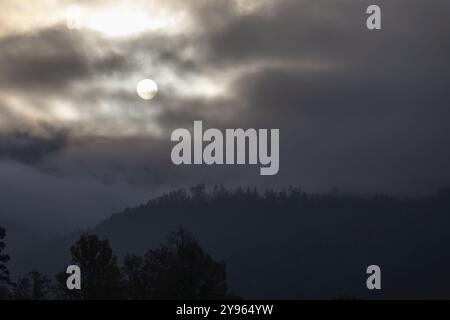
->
0;225;10;299
56;234;124;300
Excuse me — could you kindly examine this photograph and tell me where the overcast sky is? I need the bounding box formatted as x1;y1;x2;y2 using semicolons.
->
0;0;449;232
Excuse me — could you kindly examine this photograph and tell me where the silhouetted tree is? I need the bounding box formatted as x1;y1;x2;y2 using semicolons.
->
0;225;10;299
31;270;51;300
123;228;229;300
56;234;124;300
12;270;51;300
13;278;31;300
122;255;148;299
190;184;206;200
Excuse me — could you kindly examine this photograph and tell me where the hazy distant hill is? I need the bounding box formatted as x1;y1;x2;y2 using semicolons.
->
7;186;450;299
0;219;51;277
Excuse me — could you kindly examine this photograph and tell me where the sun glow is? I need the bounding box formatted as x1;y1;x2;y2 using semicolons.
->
86;10;156;37
66;3;187;37
51;103;81;122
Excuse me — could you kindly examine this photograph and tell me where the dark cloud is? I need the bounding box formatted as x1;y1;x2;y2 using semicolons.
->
0;27;130;93
205;0;450;69
0;130;68;165
1;0;450;231
87;0;450;195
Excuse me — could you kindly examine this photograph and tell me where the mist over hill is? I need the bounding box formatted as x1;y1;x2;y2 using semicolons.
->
5;185;450;299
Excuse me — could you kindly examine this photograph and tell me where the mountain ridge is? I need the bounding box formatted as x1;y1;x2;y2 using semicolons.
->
5;186;450;299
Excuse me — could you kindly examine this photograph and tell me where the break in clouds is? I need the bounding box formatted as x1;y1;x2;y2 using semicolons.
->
0;0;450;231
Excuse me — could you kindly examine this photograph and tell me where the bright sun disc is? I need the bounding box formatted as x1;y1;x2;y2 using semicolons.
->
137;79;158;100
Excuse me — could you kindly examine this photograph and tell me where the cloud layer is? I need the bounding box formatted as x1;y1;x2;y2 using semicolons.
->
0;0;449;230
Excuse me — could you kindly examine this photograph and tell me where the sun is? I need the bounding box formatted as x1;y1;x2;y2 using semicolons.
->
137;79;158;100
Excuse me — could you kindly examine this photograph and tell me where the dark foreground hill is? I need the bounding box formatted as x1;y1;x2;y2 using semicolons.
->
9;186;450;299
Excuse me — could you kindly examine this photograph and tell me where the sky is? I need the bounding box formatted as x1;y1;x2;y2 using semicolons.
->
0;0;449;232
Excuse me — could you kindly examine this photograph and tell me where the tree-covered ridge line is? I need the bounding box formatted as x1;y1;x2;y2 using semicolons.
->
118;184;450;212
1;185;450;300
